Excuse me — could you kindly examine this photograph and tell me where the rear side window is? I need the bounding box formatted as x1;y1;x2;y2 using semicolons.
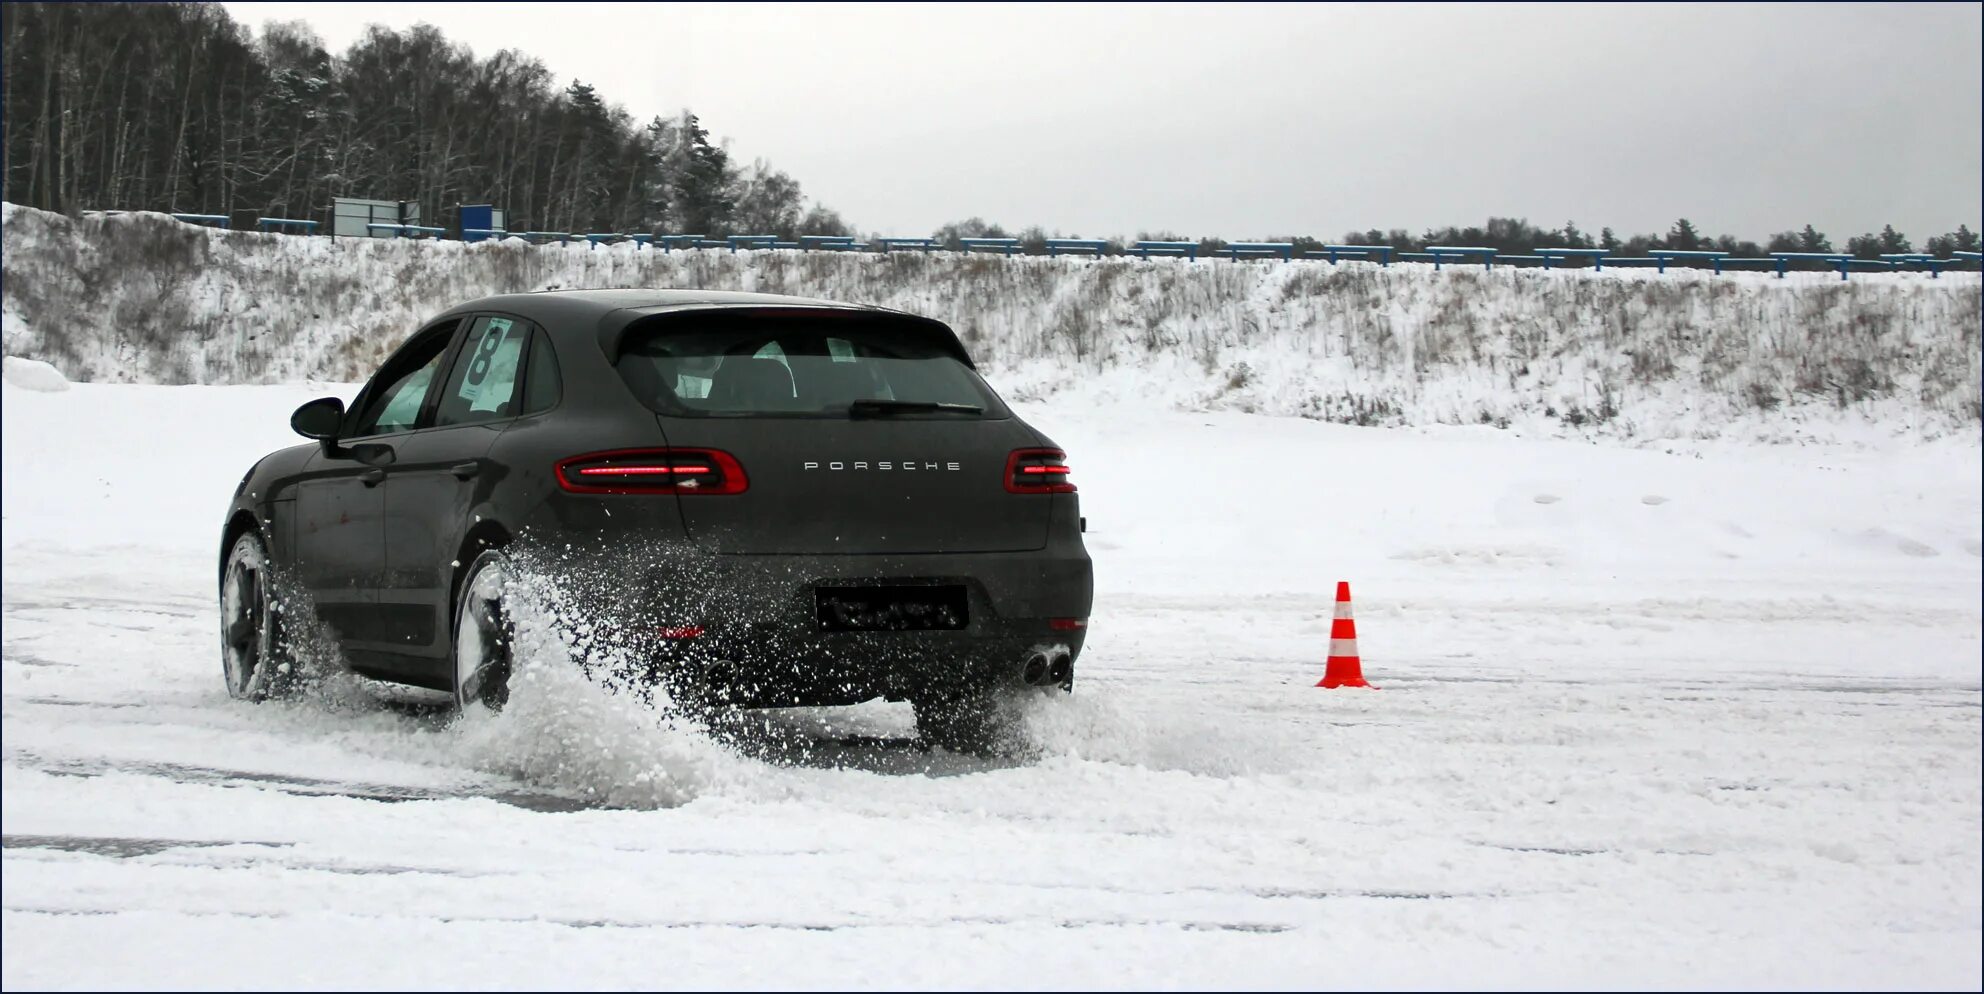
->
522;329;561;414
434;316;528;426
616;314;1002;419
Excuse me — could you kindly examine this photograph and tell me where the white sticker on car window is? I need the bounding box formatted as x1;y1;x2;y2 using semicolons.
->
458;318;521;411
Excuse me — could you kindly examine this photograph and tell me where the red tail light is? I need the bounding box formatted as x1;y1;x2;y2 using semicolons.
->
556;448;748;495
1006;448;1075;494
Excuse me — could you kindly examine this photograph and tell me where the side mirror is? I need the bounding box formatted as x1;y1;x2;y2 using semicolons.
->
290;397;346;441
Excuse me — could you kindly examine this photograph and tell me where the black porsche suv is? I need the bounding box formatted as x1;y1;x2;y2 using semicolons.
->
218;290;1092;751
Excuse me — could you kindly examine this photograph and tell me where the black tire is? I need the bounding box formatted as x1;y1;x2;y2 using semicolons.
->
219;530;293;701
452;549;516;713
912;684;1027;756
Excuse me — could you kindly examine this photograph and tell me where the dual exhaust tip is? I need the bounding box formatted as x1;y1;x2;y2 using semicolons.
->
1020;650;1072;688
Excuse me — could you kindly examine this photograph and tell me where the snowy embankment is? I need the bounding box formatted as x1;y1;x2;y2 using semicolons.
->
3;204;1978;443
3;379;1979;988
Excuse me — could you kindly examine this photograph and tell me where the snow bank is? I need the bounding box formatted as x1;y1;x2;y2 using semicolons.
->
2;355;67;392
3;205;1978;441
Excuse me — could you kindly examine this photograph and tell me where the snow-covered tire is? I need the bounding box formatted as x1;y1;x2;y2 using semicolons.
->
219;530;292;701
452;550;516;714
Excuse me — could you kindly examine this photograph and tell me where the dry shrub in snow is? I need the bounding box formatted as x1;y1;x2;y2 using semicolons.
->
2;204;1977;442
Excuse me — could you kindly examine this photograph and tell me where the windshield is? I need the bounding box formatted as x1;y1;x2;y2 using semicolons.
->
616;314;1005;419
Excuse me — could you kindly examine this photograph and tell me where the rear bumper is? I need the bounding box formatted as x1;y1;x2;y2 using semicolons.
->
661;627;1087;707
661;547;1092;626
519;540;1093;706
665;547;1091;706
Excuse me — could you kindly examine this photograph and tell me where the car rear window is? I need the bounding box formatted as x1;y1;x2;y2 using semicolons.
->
615;313;1005;419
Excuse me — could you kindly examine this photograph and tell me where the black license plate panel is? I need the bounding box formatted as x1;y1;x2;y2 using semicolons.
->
815;585;969;632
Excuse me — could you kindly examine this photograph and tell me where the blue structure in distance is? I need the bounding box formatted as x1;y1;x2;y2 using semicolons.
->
1045;239;1108;257
1769;251;1855;280
1536;248;1607;271
366;223;445;238
1419;246;1498;270
1219;241;1294;261
1130;240;1198;259
1881;253;1948;277
1308;244;1394;266
1648;249;1728;274
143;203;1984;279
459;205;505;242
961;238;1022;255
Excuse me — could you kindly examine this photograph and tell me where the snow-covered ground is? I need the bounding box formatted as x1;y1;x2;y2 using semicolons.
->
2;379;1979;989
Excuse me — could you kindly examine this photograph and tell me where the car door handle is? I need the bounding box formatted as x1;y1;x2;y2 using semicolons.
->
450;461;480;480
358;468;386;486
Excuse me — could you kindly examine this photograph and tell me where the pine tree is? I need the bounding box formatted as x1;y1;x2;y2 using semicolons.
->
663;112;734;235
1797;224;1832;252
1925;224;1977;256
1666;218;1702;251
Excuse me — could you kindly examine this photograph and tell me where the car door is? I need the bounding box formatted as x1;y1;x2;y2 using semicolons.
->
377;314;537;670
292;319;462;664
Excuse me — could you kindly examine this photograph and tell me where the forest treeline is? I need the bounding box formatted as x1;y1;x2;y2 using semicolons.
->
0;1;848;237
933;217;1983;262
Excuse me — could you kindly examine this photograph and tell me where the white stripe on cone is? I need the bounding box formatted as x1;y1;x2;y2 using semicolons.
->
1328;638;1359;656
1334;601;1354;620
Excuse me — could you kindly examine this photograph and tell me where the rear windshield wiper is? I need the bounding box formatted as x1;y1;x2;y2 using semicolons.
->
847;399;984;418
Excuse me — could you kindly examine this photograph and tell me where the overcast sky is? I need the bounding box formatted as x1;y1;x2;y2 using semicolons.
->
223;2;1981;243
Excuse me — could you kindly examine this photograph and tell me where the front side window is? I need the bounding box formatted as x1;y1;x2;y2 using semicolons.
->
434;316;529;427
616;314;1002;419
350;325;457;437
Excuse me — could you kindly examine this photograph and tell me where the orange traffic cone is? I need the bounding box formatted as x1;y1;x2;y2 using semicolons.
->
1317;581;1375;689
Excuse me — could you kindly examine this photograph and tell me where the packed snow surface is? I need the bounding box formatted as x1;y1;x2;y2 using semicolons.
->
2;379;1979;989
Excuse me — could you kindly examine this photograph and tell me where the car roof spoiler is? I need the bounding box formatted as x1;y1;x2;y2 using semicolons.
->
596;305;977;368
